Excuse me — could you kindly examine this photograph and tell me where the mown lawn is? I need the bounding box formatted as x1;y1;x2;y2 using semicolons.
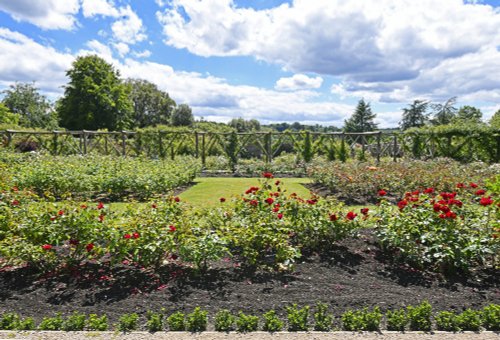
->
178;177;313;206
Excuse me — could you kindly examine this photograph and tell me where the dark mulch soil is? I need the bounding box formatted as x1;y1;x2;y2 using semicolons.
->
1;230;498;326
305;182;401;205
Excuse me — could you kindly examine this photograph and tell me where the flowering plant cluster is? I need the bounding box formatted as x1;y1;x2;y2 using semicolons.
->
375;183;499;273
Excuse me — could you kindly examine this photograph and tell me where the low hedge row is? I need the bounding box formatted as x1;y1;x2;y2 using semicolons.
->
1;302;498;332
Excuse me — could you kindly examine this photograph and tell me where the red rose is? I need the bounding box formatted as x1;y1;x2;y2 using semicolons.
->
58;210;64;216
346;211;357;220
265;197;274;205
132;232;140;239
86;243;94;252
69;239;79;246
249;199;258;206
445;211;457;219
124;233;132;239
80;204;88;209
360;208;369;215
423;188;434;194
456;183;465;189
479;197;494;206
306;199;317;205
378;190;387;196
262;172;274;179
475;189;486;196
330;214;338;221
174;197;180;202
220;197;226;203
397;200;408;210
469;182;478;188
11;200;20;206
97;202;104;209
152;203;157;209
42;244;53;250
275;180;281;186
277;213;283;219
98;214;105;222
272;207;280;213
168;225;176;232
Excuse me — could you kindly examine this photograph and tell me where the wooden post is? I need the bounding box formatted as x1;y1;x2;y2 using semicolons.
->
121;131;126;156
195;132;199;158
52;131;58;155
6;130;13;148
266;132;272;164
201;133;206;167
392;134;398;162
83;130;88;155
158;131;164;158
376;131;382;165
496;134;500;163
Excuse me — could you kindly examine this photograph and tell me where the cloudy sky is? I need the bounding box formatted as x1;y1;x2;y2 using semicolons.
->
1;0;500;127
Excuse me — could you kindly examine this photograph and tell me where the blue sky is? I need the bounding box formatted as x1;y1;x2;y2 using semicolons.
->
1;0;500;127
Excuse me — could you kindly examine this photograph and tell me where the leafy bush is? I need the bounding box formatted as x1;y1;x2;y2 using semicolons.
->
386;308;408;331
456;309;482;331
86;314;108;331
0;312;20;330
286;304;309;331
186;307;207;332
116;313;139;332
262;310;284;332
62;311;86;331
407;301;432;331
38;313;64;331
214;310;235;332
146;310;164;332
313;302;333;331
341;307;381;331
482;304;500;331
236;311;259;332
436;311;460;332
167;311;185;331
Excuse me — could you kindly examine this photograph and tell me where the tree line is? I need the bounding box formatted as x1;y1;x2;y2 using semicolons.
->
1;54;499;132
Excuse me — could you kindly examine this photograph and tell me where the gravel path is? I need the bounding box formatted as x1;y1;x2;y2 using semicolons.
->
0;331;498;340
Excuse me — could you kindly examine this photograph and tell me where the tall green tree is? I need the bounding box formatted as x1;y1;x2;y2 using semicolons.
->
1;82;57;129
490;109;500;129
344;99;378;132
228;118;261;132
171;104;193;127
453;105;483;124
125;78;176;128
57;55;133;131
430;97;457;125
400;100;429;130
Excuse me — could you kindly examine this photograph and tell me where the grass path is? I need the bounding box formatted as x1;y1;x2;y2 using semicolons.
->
179;177;313;206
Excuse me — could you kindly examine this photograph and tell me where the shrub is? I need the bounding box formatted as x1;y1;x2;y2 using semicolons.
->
262;310;284;332
386;308;408;331
407;301;432;331
146;310;164;332
456;309;482;331
62;311;86;331
286;304;309;331
186;307;207;332
313;302;333;331
341;307;381;331
38;313;64;331
86;314;108;331
116;313;139;332
214;309;235;332
482;304;500;331
0;312;20;330
167;311;185;331
236;311;259;332
436;311;460;332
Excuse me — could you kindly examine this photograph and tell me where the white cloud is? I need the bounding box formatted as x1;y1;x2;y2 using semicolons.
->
113;42;130;57
111;5;147;44
132;50;152;58
0;0;80;30
80;39;114;62
0;28;73;97
157;0;500;103
81;0;119;18
275;74;323;91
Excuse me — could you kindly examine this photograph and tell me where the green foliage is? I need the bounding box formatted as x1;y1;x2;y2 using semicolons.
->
86;314;108;331
226;132;239;171
313;302;333;331
482;304;500;331
301;131;313;163
38;313;64;330
167;311;185;331
338;138;347;162
0;312;20;330
171;104;194;127
490;109;500;128
179;229;228;273
344;99;377;132
186;307;207;332
456;309;482;331
0;103;20;125
62;311;86;331
262;310;284;332
146;310;165;332
407;301;432;331
116;313;139;332
214;309;235;332
126;78;176;128
430;97;457;126
341;307;381;331
386;308;408;331
286;304;309;331
57;55;133;130
1;82;57;129
228;118;261;132
400;100;429;131
436;311;460;331
454;105;483;124
236;311;259;332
